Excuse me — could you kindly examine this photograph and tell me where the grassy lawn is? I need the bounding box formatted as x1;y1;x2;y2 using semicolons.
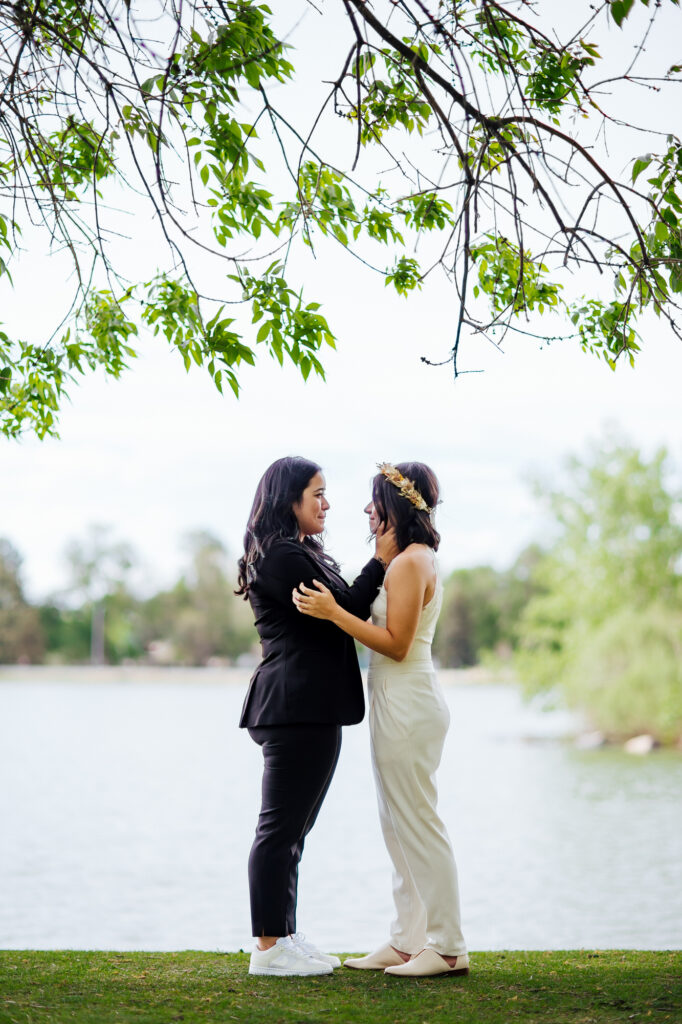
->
1;950;680;1024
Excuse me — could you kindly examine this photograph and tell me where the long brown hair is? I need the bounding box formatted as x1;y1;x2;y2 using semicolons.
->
372;462;441;552
236;456;338;597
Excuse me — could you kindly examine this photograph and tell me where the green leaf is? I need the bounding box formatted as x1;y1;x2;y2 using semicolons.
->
611;0;636;26
632;155;653;183
655;220;669;242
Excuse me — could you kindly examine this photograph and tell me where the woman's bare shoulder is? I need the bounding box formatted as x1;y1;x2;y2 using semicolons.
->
389;544;434;576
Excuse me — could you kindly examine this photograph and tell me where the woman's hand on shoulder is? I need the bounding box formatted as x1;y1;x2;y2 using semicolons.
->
292;580;339;621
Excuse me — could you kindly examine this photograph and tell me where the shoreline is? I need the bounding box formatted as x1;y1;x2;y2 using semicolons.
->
0;663;514;686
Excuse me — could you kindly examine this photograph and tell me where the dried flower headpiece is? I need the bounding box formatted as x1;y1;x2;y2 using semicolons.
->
377;462;433;513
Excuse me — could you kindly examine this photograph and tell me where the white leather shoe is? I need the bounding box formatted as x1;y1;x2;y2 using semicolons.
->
249;936;333;976
344;943;408;970
291;932;341;968
384;949;470;977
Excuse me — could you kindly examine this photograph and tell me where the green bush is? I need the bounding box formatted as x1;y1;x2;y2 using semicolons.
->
561;605;682;742
516;437;682;743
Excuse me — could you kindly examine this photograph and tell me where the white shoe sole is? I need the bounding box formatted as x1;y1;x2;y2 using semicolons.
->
249;964;333;977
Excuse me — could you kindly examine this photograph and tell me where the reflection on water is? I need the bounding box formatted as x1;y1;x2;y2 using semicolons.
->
0;674;680;952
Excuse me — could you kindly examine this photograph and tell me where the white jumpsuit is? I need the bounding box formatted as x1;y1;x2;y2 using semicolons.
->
367;555;467;956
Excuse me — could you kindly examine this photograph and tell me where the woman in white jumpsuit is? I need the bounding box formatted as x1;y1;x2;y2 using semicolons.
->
293;462;468;979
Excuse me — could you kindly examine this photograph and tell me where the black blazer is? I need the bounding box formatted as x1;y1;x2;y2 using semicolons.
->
239;539;385;727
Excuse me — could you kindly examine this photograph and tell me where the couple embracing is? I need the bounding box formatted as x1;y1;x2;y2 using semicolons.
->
236;457;468;979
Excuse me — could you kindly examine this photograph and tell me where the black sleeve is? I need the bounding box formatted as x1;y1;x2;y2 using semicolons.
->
334;558;386;619
260;542;384;620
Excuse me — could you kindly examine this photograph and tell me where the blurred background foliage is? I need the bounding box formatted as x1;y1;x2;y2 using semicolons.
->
515;437;682;744
1;436;680;742
1;528;256;669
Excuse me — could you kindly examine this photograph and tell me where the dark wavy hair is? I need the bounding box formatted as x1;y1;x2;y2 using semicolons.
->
372;462;441;552
236;456;338;597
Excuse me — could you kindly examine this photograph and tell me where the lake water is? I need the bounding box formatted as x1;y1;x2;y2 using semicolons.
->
1;671;680;952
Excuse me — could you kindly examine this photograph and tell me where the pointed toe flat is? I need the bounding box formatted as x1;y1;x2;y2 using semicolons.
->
384;949;470;978
344;943;407;970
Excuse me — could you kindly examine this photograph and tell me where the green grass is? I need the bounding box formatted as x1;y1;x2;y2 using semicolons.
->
1;950;680;1024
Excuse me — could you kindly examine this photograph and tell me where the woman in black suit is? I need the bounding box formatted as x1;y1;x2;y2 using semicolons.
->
236;456;396;977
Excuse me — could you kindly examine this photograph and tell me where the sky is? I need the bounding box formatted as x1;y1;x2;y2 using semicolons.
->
1;0;681;602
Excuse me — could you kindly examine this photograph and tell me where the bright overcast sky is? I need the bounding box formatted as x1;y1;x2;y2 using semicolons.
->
1;0;681;601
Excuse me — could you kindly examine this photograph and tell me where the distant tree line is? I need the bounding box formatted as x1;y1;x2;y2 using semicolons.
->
0;524;540;670
433;546;543;668
0;529;256;667
0;539;44;664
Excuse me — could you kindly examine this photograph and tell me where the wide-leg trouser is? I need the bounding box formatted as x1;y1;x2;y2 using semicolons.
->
247;723;342;937
368;664;467;956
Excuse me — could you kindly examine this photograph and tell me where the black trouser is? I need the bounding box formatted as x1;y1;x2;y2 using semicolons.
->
247;723;342;937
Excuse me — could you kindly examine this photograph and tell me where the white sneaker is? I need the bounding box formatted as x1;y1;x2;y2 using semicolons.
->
291;932;342;968
248;936;333;976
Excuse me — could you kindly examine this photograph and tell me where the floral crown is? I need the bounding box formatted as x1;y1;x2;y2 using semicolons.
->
377;462;433;513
